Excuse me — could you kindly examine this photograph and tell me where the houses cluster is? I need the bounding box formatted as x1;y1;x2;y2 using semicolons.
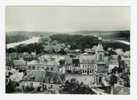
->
6;36;130;94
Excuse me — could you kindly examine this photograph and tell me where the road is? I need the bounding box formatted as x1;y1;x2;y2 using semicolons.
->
7;37;40;49
115;40;130;46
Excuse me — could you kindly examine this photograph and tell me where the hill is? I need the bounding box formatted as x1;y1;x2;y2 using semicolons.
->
6;30;130;44
6;31;52;44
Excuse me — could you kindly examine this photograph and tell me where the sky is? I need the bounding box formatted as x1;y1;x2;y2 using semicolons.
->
6;6;130;32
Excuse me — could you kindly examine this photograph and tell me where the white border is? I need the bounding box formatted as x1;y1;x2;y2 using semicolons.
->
0;1;137;100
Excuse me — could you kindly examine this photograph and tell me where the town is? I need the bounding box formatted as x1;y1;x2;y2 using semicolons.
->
6;34;130;94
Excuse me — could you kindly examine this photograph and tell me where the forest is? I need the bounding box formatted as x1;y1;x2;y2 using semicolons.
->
6;34;130;54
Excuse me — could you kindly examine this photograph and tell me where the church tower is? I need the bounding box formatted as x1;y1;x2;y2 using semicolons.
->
94;33;106;86
96;33;104;63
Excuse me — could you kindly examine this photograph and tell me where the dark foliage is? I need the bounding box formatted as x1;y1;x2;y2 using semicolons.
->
6;79;18;93
7;43;44;54
50;34;130;51
6;33;29;44
60;78;96;94
120;73;130;87
109;74;118;87
50;34;98;50
6;31;51;44
6;34;130;54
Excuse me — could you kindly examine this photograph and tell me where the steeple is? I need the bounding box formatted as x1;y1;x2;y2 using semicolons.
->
96;32;104;52
96;32;104;62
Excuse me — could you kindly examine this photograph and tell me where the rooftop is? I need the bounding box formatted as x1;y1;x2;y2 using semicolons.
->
23;70;63;84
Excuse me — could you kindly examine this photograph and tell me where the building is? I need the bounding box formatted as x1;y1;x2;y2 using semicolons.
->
64;35;109;78
21;70;64;93
79;54;96;75
64;55;73;72
13;58;27;70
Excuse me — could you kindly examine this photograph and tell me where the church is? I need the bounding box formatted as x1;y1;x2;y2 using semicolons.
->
79;35;109;74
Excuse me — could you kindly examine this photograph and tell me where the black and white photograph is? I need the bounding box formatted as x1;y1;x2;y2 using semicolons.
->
5;6;130;94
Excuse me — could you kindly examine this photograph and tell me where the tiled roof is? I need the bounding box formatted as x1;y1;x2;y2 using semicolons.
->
13;60;26;66
65;55;73;64
27;60;38;65
46;60;58;66
23;70;63;83
79;54;96;64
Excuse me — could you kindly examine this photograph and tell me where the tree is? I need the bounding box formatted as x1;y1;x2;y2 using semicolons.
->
39;37;54;54
91;45;97;52
60;78;95;94
39;37;51;45
6;79;17;93
111;67;118;74
53;43;62;53
109;74;118;94
120;73;130;87
39;37;67;54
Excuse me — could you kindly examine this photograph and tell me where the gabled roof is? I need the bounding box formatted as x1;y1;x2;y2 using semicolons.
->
79;54;96;64
13;59;26;66
46;60;58;66
65;55;72;64
23;70;63;84
27;60;38;65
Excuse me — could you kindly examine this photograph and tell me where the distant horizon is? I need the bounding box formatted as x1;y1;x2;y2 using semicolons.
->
6;29;130;33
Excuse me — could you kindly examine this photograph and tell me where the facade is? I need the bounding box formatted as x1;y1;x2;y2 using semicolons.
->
13;58;27;69
79;54;97;75
21;70;64;93
27;60;58;72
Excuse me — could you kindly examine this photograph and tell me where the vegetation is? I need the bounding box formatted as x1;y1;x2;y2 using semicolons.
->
6;31;51;44
6;34;130;55
50;34;129;51
6;30;130;43
6;33;29;44
60;78;96;94
6;78;19;93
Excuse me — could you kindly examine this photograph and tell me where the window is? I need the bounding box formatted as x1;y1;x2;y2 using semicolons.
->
32;66;35;70
99;54;103;61
51;67;53;71
46;67;49;70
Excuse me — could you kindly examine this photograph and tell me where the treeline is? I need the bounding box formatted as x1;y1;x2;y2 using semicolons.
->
50;34;130;51
6;43;44;54
6;33;29;44
50;34;99;50
117;31;130;41
6;34;130;54
6;31;51;44
6;30;130;44
6;42;67;55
